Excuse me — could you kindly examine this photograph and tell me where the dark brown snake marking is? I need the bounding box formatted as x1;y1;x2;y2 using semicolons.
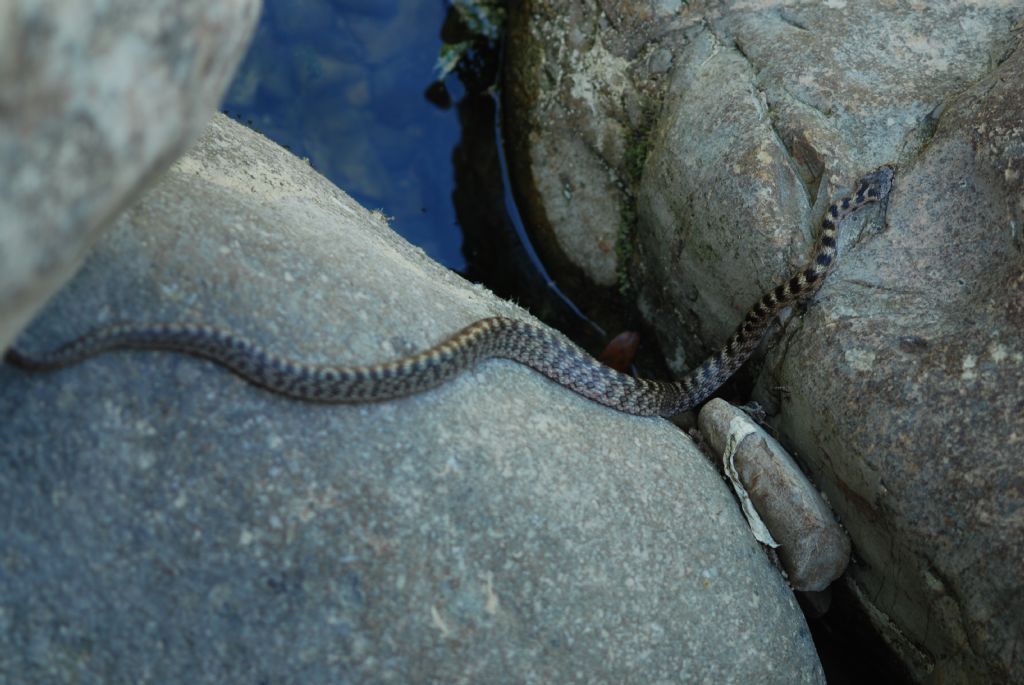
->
5;167;894;417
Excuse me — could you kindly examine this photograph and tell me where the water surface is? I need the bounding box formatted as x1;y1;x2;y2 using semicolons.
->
225;0;466;270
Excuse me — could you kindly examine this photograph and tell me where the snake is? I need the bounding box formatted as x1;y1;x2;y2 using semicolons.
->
4;167;894;417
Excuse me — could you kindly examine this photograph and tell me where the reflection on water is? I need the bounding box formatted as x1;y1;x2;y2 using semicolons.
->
224;0;465;269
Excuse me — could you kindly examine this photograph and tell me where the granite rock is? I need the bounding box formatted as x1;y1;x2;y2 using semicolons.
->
0;114;825;684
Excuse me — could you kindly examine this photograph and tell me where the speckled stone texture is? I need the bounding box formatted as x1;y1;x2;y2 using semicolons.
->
0;115;824;684
506;2;1024;683
756;39;1024;685
0;0;261;350
504;0;692;292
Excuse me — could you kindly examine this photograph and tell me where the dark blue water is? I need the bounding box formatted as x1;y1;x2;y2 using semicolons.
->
224;0;466;270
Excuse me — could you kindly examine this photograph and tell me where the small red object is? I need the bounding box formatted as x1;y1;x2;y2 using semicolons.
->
598;331;640;373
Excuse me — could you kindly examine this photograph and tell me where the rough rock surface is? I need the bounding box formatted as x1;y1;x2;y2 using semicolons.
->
504;0;693;292
0;0;261;350
506;2;1024;683
756;38;1024;685
0;115;824;684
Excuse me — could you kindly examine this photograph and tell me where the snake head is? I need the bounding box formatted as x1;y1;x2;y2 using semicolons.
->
860;165;896;202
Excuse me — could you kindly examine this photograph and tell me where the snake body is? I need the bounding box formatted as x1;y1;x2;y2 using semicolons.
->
5;167;894;417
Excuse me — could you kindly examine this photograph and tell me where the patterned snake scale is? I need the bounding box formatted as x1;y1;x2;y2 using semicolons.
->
5;167;894;417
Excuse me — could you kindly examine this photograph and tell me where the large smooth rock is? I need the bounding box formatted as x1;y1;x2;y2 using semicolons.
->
505;2;1024;683
0;115;824;684
0;0;261;351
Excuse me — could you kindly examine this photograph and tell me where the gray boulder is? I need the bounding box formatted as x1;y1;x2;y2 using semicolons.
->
758;40;1024;685
0;115;825;684
505;2;1024;682
0;0;261;350
504;0;692;291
